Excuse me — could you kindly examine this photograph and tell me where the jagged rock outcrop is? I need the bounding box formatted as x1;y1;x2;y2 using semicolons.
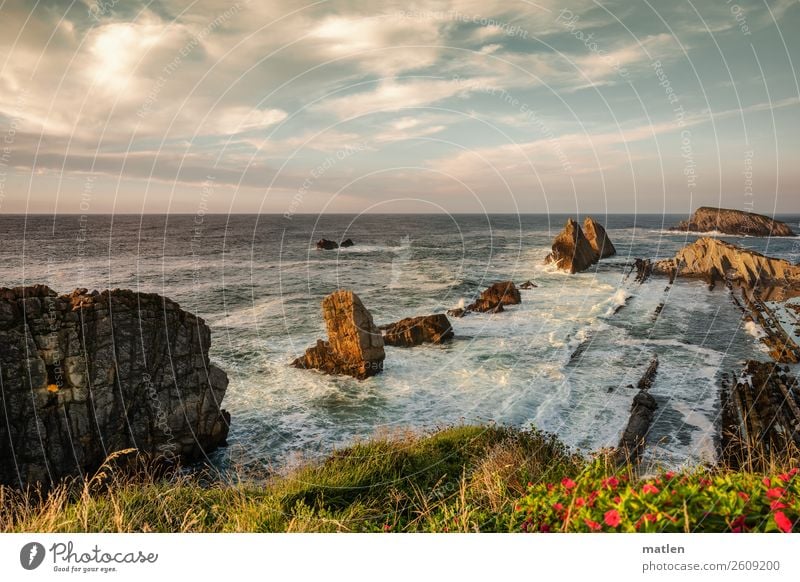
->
615;356;659;465
340;238;355;248
292;290;385;379
652;237;800;287
519;280;538;289
379;314;454;347
316;239;338;250
671;207;795;237
0;286;230;488
583;217;616;258
467;281;521;313
545;218;599;274
720;360;800;470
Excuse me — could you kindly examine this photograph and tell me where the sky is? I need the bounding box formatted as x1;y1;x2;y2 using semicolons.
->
0;0;798;215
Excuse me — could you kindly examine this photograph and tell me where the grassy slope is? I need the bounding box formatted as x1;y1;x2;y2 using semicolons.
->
0;425;797;533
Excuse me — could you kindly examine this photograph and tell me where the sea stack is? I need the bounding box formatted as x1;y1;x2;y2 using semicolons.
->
583;217;616;258
0;286;230;488
545;218;599;273
671;207;795;237
293;290;385;379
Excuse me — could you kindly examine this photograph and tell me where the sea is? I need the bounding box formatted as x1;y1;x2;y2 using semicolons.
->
2;213;799;472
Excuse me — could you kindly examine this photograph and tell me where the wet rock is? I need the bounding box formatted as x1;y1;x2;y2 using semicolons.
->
316;239;339;250
446;307;467;318
340;239;355;248
379;314;454;347
615;356;659;465
293;290;385;379
467;281;521;313
0;286;230;488
671;206;795;237
519;280;538;289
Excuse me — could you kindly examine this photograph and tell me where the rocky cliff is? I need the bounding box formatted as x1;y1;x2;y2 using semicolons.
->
653;237;800;287
583;217;616;259
671;207;795;237
380;314;454;347
545;218;599;273
293;290;385;379
0;286;230;488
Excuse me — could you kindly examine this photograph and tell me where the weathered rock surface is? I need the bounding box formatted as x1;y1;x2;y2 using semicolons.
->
467;281;521;313
720;360;800;470
544;218;599;274
583;217;616;258
615;356;659;465
0;285;230;488
652;237;800;287
379;314;454;347
671;207;795;237
316;239;338;250
292;290;385;379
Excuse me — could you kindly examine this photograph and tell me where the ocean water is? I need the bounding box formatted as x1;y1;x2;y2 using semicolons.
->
1;213;799;472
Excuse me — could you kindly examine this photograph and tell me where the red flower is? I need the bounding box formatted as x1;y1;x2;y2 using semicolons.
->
575;497;585;507
602;476;620;490
383;524;391;531
763;477;772;487
770;500;788;511
737;492;750;502
665;471;675;480
778;472;792;483
774;511;792;533
699;478;712;488
584;518;601;531
613;495;622;504
553;502;564;511
645;513;658;523
604;509;621;527
561;478;576;490
731;515;746;531
539;523;551;533
790;468;799;477
642;483;660;495
766;487;785;499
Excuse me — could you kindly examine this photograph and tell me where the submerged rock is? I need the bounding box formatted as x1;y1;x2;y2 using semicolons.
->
340;238;355;248
519;280;538;289
671;206;795;237
583;217;616;259
0;286;230;488
652;237;800;287
380;314;454;347
292;290;385;379
316;239;339;250
467;281;521;313
544;218;599;273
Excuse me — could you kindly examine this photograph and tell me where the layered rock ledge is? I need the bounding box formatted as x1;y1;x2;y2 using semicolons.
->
0;286;230;488
292;290;385;379
652;237;800;287
671;207;795;237
380;314;454;347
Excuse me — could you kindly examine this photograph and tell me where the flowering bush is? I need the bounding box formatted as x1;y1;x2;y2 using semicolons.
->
514;464;799;533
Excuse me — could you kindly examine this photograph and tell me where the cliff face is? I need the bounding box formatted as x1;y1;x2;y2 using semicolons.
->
672;207;795;237
583;217;616;259
293;290;385;379
653;237;800;287
545;218;599;274
0;286;230;488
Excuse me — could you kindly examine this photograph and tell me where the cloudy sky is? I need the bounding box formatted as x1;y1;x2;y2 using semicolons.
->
0;0;798;214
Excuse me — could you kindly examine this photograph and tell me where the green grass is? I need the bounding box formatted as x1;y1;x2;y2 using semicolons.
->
0;425;797;532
